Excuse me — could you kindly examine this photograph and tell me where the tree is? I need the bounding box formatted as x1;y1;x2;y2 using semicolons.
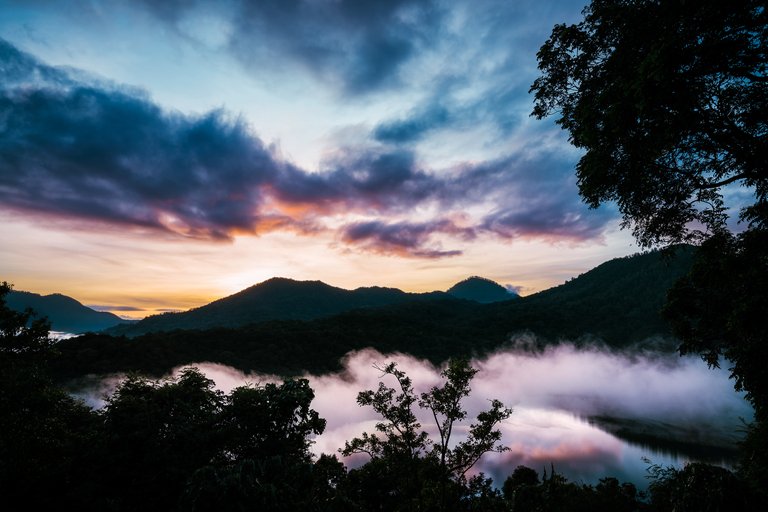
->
341;359;512;511
647;462;748;512
98;368;226;510
221;378;326;463
530;0;766;248
531;0;767;504
0;282;99;509
0;281;55;357
98;370;328;509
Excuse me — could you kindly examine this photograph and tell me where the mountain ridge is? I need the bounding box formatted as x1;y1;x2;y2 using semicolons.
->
53;247;696;379
5;290;130;334
105;276;508;337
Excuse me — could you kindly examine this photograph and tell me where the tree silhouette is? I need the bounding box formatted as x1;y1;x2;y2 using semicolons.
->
531;0;767;504
342;359;511;511
530;0;766;248
0;282;99;509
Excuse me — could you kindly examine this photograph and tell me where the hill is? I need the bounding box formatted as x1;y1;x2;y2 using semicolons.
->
6;290;129;334
106;277;452;337
447;276;518;303
479;244;695;343
53;247;695;379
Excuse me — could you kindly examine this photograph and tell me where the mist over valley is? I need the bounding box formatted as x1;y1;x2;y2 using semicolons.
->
70;342;751;488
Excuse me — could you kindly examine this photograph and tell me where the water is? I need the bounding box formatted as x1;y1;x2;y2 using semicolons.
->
70;342;753;488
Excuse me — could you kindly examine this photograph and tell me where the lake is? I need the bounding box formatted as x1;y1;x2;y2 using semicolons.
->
72;341;752;489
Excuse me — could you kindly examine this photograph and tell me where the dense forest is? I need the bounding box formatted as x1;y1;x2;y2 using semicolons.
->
1;283;760;511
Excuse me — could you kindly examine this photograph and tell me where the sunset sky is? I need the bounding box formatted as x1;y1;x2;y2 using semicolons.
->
0;0;641;318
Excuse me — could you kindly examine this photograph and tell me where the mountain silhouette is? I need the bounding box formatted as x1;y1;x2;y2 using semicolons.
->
6;290;130;334
106;277;451;337
447;276;517;303
56;247;696;379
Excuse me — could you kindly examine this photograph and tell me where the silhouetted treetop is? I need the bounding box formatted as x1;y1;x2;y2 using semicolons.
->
531;0;767;247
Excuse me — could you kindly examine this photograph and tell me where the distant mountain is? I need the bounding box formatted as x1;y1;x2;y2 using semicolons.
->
106;277;451;337
6;290;129;334
447;276;517;303
55;247;696;379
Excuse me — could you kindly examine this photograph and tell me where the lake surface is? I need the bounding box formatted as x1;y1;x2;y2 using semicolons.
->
72;342;752;489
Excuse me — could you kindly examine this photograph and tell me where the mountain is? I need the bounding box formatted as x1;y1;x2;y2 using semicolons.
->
54;247;696;380
447;276;517;303
478;245;696;344
106;277;451;337
6;290;129;334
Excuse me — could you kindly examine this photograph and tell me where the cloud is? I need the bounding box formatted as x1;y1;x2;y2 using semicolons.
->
272;147;433;211
0;38;615;256
133;0;443;95
434;154;616;243
87;305;146;312
373;102;452;144
340;219;471;258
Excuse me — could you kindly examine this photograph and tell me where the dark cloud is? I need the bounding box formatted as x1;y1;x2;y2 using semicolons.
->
433;154;616;242
133;0;442;95
0;38;74;88
482;207;610;242
0;84;279;239
273;147;433;211
0;39;615;257
340;219;471;258
367;0;589;142
373;102;451;144
0;39;430;240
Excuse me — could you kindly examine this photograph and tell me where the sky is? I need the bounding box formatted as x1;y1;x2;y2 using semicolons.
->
0;0;641;318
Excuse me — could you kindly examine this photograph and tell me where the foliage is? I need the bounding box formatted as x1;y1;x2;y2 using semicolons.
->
342;359;512;511
94;369;327;510
0;282;99;509
531;0;767;248
663;230;768;417
221;378;326;462
96;368;226;509
532;1;767;504
182;455;353;512
1;281;55;357
3;285;764;510
646;461;749;512
501;465;644;512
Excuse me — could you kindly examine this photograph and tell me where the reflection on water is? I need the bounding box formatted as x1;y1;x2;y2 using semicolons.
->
70;342;753;489
314;403;722;489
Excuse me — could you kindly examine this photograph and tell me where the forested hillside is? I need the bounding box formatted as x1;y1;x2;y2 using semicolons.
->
53;247;693;380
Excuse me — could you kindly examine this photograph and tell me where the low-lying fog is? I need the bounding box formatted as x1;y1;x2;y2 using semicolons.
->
74;339;754;488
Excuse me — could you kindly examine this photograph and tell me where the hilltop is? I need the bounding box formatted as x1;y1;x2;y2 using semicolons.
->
6;290;130;334
54;247;694;379
447;276;518;303
105;276;517;337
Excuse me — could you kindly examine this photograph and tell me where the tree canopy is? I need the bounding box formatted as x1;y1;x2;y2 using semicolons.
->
530;0;767;247
342;359;512;511
531;0;768;503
